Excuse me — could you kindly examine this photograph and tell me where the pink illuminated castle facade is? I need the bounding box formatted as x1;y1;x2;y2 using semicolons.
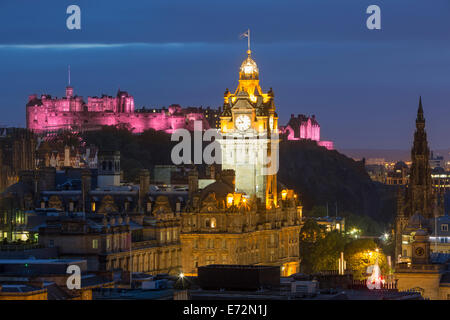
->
26;86;211;134
280;114;334;150
26;86;333;150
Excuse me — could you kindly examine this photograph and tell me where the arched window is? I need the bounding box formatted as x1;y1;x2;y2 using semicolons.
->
211;218;217;228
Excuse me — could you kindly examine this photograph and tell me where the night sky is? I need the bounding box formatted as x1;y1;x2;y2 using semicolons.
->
1;0;450;150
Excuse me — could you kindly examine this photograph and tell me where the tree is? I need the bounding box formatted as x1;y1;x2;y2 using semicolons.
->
299;220;347;273
300;218;326;243
344;239;387;280
305;206;328;218
312;231;347;272
299;219;325;274
341;211;384;236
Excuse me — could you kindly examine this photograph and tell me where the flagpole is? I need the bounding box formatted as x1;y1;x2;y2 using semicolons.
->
248;28;250;51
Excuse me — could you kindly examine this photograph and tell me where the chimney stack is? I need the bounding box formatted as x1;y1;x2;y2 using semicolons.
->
221;169;236;191
139;169;150;213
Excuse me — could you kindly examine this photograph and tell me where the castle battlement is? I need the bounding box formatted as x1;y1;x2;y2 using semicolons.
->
26;86;211;134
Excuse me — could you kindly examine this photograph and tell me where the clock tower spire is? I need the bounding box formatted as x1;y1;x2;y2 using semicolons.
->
219;43;279;208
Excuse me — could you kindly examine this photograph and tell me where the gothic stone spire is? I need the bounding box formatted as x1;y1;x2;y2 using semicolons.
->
409;96;433;218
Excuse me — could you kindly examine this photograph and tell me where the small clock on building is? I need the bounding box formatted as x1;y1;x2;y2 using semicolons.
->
415;247;425;256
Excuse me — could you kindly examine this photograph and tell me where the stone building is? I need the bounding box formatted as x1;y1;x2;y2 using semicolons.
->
386;161;409;186
0;151;184;275
180;170;301;277
0;128;36;192
280;114;334;150
395;217;450;300
180;47;302;277
26;85;210;134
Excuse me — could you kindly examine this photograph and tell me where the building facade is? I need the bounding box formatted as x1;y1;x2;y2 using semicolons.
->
26;87;211;134
280;114;334;150
180;48;302;277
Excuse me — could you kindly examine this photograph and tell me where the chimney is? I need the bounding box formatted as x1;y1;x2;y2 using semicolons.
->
221;169;235;191
38;167;56;193
139;169;150;213
188;167;199;199
19;170;34;191
81;169;91;213
208;165;216;179
64;145;70;167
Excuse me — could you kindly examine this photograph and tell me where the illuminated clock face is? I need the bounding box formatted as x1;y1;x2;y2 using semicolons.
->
235;115;251;131
415;247;425;256
269;116;274;130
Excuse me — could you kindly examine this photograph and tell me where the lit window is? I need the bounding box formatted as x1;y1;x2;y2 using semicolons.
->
226;194;234;207
92;239;98;249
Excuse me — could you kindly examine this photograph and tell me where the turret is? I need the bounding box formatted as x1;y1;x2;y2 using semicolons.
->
66;86;74;98
97;150;121;187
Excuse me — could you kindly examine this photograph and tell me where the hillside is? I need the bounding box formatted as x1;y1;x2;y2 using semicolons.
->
279;140;396;223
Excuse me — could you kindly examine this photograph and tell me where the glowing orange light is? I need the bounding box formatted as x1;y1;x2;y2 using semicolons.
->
226;194;233;207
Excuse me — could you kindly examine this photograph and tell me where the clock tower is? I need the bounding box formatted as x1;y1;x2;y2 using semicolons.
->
219;48;279;208
411;228;430;265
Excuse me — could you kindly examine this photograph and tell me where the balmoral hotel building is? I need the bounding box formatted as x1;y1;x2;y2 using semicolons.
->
180;48;302;277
